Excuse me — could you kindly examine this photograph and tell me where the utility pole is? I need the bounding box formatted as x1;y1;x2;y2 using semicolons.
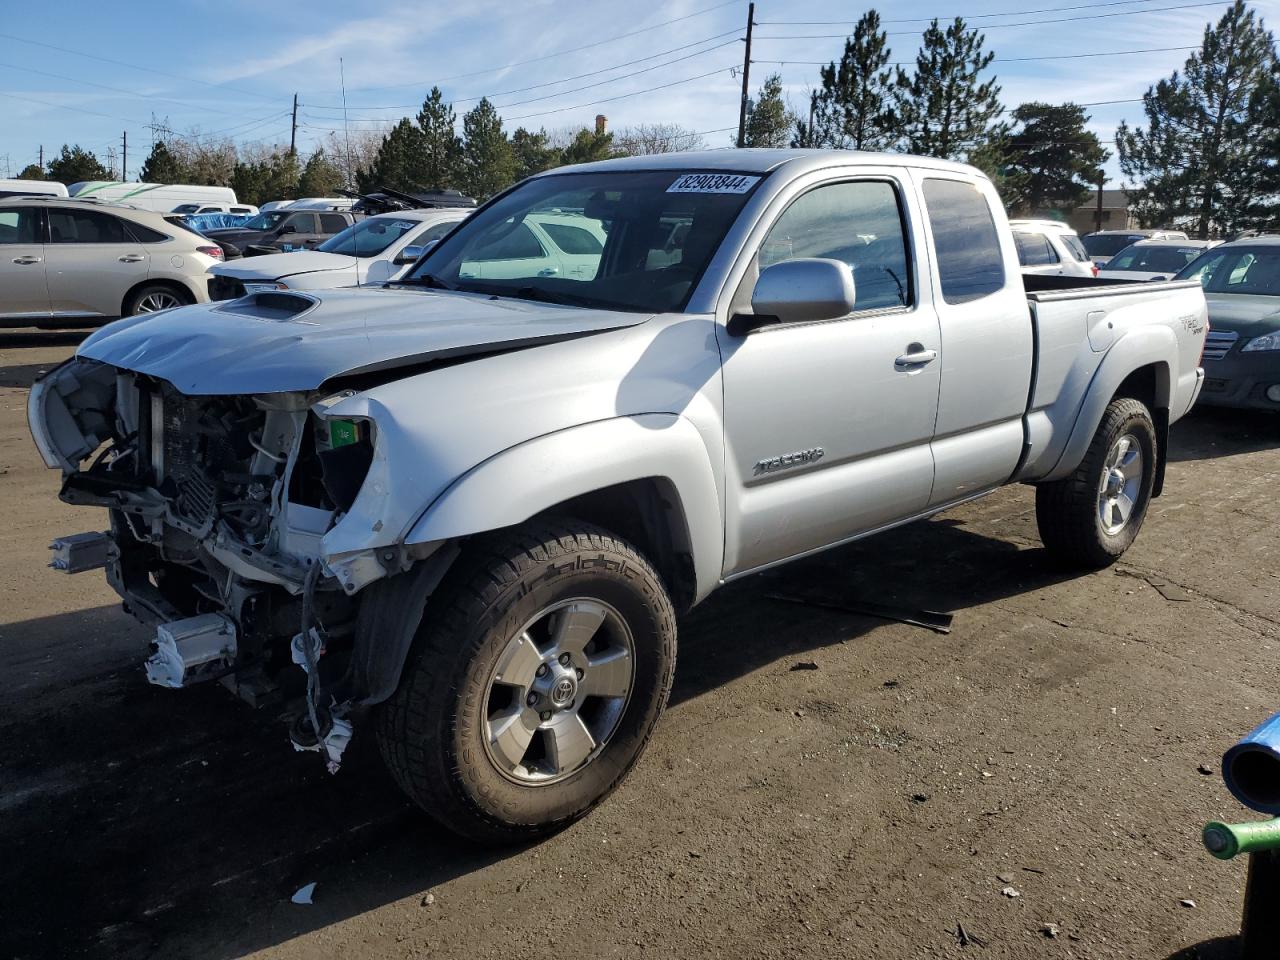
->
736;2;755;149
121;130;127;182
38;144;44;170
1095;170;1104;232
291;93;299;155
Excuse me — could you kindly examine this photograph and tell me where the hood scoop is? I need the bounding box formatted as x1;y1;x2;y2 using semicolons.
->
216;291;319;322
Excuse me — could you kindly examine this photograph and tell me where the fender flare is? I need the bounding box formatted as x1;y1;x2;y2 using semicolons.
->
1039;326;1174;484
404;413;725;602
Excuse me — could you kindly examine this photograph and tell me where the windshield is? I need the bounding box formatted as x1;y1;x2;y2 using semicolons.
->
319;216;422;257
1105;244;1205;274
1083;234;1145;258
240;211;287;231
403;170;763;312
1061;235;1090;262
1175;246;1280;295
172;203;200;214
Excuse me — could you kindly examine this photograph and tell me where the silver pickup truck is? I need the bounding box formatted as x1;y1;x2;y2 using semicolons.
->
29;150;1207;842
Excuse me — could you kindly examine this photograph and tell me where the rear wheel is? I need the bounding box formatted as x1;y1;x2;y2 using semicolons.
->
1036;397;1157;568
376;519;677;843
124;284;191;316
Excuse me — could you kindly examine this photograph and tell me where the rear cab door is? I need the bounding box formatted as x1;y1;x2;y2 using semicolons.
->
912;173;1034;505
0;204;50;322
44;207;150;319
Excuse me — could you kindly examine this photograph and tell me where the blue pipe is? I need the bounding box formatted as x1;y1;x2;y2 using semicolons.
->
1224;710;1280;815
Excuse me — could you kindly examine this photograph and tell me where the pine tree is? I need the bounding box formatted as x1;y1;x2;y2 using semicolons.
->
362;119;426;192
1117;1;1278;236
298;148;343;197
461;99;515;200
510;127;559;180
416;87;463;190
46;144;110;185
743;74;795;148
140;141;189;184
998;104;1109;214
558;127;614;165
17;163;45;180
812;11;898;150
892;18;1001;160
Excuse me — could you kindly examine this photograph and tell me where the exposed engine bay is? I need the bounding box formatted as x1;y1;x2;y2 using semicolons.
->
29;357;407;770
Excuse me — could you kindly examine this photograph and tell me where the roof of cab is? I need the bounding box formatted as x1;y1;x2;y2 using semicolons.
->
539;148;984;179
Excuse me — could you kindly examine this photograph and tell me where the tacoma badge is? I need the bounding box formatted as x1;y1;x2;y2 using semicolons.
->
753;447;825;476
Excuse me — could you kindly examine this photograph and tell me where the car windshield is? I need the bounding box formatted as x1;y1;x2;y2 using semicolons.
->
240;211;287;231
171;203;200;214
403;169;764;313
318;216;423;257
1083;234;1146;257
1175;246;1280;295
1105;244;1204;274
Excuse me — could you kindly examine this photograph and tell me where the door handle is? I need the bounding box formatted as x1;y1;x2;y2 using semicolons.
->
118;254;145;263
537;267;559;277
12;255;42;265
895;347;938;368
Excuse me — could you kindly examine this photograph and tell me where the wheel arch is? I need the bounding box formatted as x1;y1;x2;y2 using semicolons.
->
1039;328;1175;485
120;276;198;316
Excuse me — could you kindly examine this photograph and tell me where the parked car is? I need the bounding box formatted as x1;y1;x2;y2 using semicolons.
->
1082;229;1190;268
1097;239;1216;282
1013;228;1096;278
30;150;1207;841
207;209;468;298
180;212;254;233
68;181;243;214
456;211;606;281
0;178;68;199
1175;235;1280;410
1008;218;1077;236
0;197;222;327
285;197;358;211
171;202;259;216
201;208;358;257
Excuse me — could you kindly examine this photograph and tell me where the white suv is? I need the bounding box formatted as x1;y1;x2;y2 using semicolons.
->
0;198;223;328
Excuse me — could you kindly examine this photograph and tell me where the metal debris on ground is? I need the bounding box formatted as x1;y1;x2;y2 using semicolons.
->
291;882;317;905
766;593;954;634
954;922;986;947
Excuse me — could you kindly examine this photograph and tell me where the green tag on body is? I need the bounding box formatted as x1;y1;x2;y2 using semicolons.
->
329;420;360;448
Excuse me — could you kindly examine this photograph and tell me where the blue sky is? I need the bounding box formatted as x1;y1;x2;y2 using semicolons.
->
2;0;1277;186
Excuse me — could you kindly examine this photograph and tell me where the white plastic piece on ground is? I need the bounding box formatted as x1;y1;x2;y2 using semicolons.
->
144;614;237;688
290;627;325;674
291;882;316;905
291;716;354;775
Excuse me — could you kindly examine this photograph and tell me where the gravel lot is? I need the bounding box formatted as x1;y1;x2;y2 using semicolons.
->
2;333;1277;960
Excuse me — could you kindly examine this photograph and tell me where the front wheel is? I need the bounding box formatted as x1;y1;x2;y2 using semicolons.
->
124;284;192;316
376;520;677;843
1035;397;1158;568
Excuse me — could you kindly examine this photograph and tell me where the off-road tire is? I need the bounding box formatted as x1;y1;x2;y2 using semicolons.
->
376;519;677;843
1036;397;1158;568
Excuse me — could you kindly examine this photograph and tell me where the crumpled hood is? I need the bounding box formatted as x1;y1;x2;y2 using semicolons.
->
1204;294;1280;337
212;250;357;282
76;288;652;395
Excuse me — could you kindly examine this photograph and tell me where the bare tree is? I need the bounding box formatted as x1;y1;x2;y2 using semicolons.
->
613;123;706;155
324;127;386;190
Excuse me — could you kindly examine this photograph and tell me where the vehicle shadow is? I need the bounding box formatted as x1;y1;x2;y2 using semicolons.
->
0;358;67;388
0;330;90;351
0;514;1081;960
1170;406;1278;462
1164;935;1241;959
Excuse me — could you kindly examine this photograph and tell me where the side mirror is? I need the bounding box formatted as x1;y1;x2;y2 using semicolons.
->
394;244;426;266
731;258;857;335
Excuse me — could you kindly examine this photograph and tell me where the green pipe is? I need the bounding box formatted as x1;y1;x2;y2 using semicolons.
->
1203;819;1280;860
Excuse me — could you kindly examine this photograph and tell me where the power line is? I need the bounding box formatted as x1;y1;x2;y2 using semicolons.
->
757;0;1174;25
307;31;742;112
0;90;144;125
339;0;742;93
504;64;739;122
0;30;280;103
754;1;1230;39
753;44;1201;66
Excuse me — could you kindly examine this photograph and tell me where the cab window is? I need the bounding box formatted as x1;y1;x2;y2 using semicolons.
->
922;178;1005;304
758;180;911;311
47;209;131;244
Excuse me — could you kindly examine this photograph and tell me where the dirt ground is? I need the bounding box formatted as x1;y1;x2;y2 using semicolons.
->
2;331;1278;960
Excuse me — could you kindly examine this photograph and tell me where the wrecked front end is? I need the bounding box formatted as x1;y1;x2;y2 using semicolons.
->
29;357;444;771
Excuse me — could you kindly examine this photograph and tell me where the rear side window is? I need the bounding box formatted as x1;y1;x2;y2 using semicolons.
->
1062;235;1090;262
759;179;912;311
285;213;317;232
922;178;1005;304
0;207;40;244
319;214;349;233
125;221;171;244
1014;233;1057;266
542;221;604;255
47;209;131;244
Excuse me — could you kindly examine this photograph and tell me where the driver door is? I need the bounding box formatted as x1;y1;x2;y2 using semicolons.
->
716;174;942;577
